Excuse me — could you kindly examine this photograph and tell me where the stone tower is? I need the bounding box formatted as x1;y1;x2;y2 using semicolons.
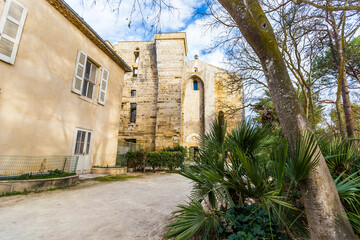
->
153;33;187;150
113;32;243;151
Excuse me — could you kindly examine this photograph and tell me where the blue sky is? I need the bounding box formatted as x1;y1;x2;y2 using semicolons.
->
64;0;227;68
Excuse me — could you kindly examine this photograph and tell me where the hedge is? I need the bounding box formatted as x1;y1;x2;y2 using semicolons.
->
125;150;147;171
146;151;183;170
126;150;183;171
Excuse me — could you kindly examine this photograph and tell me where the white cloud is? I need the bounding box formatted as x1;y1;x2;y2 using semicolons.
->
64;0;227;68
183;17;227;68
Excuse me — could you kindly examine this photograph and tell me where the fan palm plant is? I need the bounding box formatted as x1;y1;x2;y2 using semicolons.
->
334;171;360;234
166;117;323;239
318;137;360;178
317;137;360;234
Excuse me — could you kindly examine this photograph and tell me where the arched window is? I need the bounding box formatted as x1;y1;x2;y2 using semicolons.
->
194;67;198;72
193;80;198;90
134;47;140;64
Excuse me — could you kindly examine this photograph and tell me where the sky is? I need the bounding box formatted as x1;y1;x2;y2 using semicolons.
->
64;0;227;68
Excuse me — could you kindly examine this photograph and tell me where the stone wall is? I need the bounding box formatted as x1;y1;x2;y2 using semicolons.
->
114;33;244;150
153;33;187;150
214;72;244;130
114;41;159;150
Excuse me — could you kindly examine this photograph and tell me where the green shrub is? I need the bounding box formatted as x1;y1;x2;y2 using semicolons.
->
146;151;183;170
221;205;288;240
126;150;147;171
146;151;163;170
3;169;75;180
164;145;187;156
165;152;182;170
48;169;64;175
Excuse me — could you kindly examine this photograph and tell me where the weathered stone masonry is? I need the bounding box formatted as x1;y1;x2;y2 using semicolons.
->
113;32;243;150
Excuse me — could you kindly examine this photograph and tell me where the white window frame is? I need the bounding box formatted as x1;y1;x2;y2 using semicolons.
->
0;0;28;64
72;128;93;156
72;50;88;94
98;68;109;105
82;59;98;99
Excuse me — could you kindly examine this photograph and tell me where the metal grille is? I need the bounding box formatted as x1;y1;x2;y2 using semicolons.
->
0;156;78;177
116;140;141;166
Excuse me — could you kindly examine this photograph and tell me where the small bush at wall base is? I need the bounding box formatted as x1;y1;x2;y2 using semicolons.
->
165;152;182;170
221;205;288;240
126;149;183;171
146;152;162;170
126;150;147;171
2;169;75;180
164;145;187;155
146;151;182;170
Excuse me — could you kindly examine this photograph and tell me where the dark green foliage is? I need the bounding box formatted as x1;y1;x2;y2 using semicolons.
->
166;115;360;238
2;169;75;180
317;137;360;234
127;149;183;171
334;171;360;234
226;120;270;159
221;205;288;240
146;151;162;170
313;36;360;85
146;151;182;170
164;145;187;155
288;132;320;182
166;152;183;170
126;150;147;171
318;137;360;177
165;200;223;240
167;116;325;239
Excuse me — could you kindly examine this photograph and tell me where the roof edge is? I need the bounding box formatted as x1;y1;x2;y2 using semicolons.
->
46;0;132;72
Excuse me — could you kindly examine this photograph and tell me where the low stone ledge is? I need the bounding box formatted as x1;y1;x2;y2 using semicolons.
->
0;175;79;194
91;167;127;176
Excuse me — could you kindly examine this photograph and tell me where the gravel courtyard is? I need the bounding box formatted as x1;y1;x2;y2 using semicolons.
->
0;174;192;240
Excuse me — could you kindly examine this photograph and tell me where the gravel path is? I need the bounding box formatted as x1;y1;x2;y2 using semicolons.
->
0;173;192;240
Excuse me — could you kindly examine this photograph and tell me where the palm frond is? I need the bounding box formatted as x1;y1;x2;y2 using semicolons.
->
289;131;320;182
318;137;359;177
269;139;288;191
200;114;227;157
165;200;222;240
226;120;270;159
335;171;360;211
347;212;360;234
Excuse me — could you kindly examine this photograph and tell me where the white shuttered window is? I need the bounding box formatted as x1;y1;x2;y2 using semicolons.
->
0;0;27;64
98;68;109;105
72;50;87;94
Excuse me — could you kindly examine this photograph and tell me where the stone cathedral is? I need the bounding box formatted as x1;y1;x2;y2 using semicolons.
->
111;32;243;150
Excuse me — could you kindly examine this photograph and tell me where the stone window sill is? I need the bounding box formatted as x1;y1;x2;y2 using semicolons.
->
78;95;99;106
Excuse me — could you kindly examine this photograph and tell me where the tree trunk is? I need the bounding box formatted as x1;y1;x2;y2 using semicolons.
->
335;98;346;138
336;80;347;138
330;9;356;138
306;83;316;129
341;74;355;138
216;0;355;238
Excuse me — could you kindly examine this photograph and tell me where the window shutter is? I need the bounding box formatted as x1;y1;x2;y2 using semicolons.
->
72;50;87;94
0;0;27;64
98;68;109;105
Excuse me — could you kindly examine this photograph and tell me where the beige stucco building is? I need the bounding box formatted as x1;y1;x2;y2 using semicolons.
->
114;33;244;151
0;0;131;173
0;0;242;175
